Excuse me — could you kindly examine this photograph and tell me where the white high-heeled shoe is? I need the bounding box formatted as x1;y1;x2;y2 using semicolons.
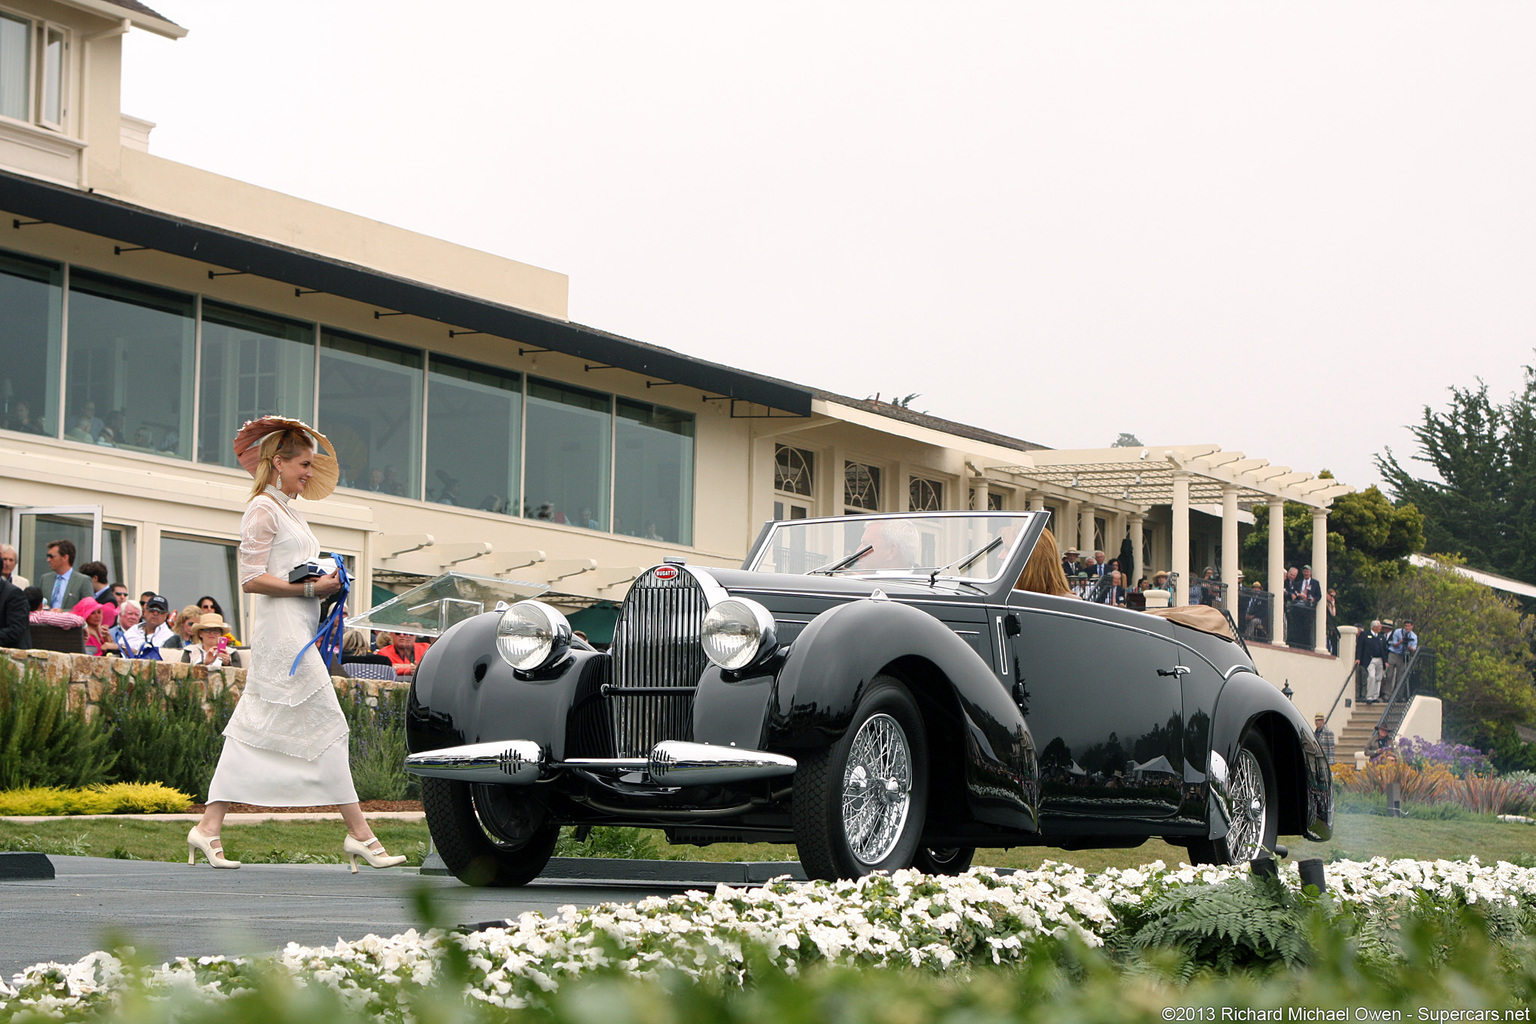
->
344;834;407;872
187;825;241;869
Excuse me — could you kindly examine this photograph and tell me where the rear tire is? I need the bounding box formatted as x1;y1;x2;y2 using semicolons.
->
792;675;928;880
911;846;975;875
420;776;559;887
1188;729;1278;865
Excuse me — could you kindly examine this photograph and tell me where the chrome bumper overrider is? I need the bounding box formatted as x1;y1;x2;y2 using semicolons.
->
404;739;797;787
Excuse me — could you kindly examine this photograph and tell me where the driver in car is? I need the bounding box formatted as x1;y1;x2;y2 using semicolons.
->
855;519;919;569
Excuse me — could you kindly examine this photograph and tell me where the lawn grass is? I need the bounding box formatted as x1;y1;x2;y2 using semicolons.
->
3;810;1533;871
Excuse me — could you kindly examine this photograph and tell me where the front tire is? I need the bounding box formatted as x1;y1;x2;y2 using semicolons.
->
420;776;560;887
1188;729;1278;865
792;676;928;880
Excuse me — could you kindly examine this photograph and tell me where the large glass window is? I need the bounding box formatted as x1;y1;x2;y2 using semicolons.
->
523;379;609;528
158;535;238;631
426;356;520;513
319;330;423;498
614;399;693;545
66;270;195;458
0;249;62;437
198;302;315;468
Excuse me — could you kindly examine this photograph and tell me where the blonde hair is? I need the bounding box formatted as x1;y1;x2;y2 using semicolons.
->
1014;527;1073;597
179;604;201;634
343;628;370;657
248;428;315;500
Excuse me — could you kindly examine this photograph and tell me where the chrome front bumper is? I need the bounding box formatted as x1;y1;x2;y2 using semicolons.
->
404;739;797;787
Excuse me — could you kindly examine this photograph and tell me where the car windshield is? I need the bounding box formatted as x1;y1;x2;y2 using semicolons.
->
749;512;1038;584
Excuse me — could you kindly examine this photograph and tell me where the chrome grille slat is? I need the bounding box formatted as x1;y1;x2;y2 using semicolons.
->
611;567;710;758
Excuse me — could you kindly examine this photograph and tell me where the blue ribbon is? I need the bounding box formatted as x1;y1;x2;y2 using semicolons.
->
290;554;351;676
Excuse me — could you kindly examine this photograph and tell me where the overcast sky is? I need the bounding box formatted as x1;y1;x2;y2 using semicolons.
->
121;2;1536;493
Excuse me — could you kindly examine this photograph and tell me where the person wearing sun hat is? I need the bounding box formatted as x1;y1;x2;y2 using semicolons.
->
188;416;405;873
182;611;234;668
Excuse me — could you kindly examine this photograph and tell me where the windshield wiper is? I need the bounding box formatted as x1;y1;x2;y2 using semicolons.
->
808;545;873;575
929;537;1002;585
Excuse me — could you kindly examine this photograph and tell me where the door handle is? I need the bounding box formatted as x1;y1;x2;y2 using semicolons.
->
1157;666;1191;677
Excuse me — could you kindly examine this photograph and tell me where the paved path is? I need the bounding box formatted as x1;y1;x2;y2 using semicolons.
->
1;856;692;980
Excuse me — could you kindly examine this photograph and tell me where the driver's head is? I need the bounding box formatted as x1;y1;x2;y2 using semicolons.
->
856;519;919;569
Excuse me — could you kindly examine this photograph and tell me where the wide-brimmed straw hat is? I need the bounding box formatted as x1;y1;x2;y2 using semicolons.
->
233;416;339;501
195;612;228;632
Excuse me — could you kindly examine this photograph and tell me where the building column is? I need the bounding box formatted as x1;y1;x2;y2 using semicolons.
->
1171;472;1190;607
1220;485;1239;614
1111;510;1127;569
1128;512;1145;585
1026;490;1046;512
1268;498;1286;646
1079;504;1096;559
1063;499;1080;554
971;477;989;511
1313;506;1330;654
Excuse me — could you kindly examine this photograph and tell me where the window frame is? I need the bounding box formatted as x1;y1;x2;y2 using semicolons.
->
0;7;67;131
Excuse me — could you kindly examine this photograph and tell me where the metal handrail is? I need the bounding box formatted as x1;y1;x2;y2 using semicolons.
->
1375;644;1425;734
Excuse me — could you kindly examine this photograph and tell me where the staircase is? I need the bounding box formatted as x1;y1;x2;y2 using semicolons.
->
1337;701;1407;760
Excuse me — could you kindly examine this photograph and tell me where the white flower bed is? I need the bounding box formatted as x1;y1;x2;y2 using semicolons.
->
3;857;1535;1018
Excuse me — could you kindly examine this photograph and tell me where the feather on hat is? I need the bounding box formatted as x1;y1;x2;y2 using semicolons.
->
233;416;339;501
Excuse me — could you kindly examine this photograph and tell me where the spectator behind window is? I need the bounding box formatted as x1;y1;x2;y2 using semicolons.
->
165;603;201;649
195;595;241;645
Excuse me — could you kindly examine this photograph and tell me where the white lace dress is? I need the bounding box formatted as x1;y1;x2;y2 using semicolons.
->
206;486;357;806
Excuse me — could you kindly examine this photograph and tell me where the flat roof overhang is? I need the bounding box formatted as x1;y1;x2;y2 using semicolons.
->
0;170;813;417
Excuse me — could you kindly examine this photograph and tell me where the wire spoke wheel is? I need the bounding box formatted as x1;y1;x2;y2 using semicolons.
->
1225;746;1268;862
840;713;913;863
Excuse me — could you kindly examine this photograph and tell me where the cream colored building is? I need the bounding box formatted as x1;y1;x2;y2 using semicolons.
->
1;0;1408;735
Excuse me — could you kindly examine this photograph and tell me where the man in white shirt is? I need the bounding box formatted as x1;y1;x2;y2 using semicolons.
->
121;594;176;658
0;545;27;589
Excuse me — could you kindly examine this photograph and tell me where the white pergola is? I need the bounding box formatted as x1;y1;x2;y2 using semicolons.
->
993;445;1353;651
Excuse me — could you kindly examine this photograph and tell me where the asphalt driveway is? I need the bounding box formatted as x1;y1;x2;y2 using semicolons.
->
1;856;700;979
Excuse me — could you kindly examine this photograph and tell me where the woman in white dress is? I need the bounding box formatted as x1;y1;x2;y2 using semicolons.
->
188;417;406;872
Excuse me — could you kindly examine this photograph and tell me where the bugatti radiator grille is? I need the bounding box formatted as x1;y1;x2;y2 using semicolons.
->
609;567;711;758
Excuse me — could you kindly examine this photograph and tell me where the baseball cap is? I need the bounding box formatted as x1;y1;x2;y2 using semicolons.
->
145;595;170;613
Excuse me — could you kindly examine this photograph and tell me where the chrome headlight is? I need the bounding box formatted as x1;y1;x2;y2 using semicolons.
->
700;598;777;671
496;600;572;672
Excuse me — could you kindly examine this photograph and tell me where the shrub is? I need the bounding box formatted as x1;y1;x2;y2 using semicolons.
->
343;685;418;803
0;782;192;816
1446;775;1536;816
1395;735;1495;778
0;659;115;790
1332;758;1453;801
98;670;235;800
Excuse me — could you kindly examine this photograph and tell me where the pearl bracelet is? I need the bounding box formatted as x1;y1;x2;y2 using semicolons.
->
303;580;315;599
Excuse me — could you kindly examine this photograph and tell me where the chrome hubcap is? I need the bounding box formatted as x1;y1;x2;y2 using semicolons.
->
1226;747;1267;862
841;713;912;864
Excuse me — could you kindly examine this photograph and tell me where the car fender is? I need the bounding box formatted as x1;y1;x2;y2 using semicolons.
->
1204;670;1333;842
766;597;1038;830
405;611;602;761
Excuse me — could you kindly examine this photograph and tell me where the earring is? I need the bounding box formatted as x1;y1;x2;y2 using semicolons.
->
274;464;283;492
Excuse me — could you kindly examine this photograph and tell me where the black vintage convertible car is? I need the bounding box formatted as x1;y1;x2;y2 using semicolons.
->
404;511;1332;885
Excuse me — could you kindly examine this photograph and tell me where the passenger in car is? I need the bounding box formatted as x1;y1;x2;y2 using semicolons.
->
1013;527;1073;597
855;519;919;569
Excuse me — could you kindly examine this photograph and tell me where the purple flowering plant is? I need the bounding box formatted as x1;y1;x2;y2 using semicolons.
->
1396;735;1494;779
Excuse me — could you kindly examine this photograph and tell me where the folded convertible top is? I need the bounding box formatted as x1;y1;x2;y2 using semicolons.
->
1144;604;1236;641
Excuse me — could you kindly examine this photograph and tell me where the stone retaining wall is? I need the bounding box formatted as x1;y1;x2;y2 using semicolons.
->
0;647;408;721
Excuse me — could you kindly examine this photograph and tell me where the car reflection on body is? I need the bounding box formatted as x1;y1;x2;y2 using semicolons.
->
403;511;1333;886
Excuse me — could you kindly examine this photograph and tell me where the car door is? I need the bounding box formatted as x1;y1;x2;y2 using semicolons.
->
1006;594;1185;826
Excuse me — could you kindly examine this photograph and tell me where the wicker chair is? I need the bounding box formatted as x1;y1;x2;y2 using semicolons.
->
26;624;85;654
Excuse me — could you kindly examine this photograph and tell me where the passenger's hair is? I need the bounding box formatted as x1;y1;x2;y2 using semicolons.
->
1014;527;1073;597
48;538;76;564
343;628;370;656
248;428;315;499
